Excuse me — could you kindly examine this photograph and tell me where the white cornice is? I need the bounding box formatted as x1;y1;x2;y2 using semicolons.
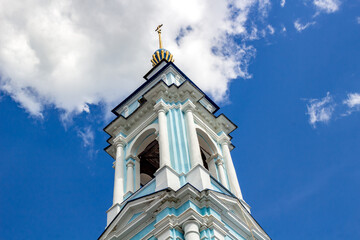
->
181;99;197;113
105;79;236;159
99;185;269;240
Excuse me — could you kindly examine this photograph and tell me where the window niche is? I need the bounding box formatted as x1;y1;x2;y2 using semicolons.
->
138;140;159;186
200;147;210;170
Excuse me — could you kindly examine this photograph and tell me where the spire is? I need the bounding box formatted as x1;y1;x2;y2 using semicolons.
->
155;24;163;49
151;24;174;67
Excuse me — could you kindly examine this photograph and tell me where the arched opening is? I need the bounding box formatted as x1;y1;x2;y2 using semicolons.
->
200;147;210;170
127;124;159;190
196;127;218;177
138;140;159;186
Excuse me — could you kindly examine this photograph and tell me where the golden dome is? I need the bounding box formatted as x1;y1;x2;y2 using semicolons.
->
151;48;174;66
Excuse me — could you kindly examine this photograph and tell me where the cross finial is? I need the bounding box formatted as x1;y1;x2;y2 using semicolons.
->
155;24;163;49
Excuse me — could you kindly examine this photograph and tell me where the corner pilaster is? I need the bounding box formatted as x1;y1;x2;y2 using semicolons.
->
112;136;126;205
219;134;243;200
181;100;203;169
154;100;171;168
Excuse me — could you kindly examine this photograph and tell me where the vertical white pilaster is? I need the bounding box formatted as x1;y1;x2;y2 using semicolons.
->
182;101;203;168
113;139;126;205
155;101;171;168
183;220;200;240
216;159;228;187
135;157;140;190
221;140;243;199
126;160;135;193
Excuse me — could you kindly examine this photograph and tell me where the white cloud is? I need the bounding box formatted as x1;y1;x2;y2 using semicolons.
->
77;126;94;147
294;19;316;32
0;0;270;118
280;0;286;7
306;92;334;128
343;93;360;116
267;25;275;35
313;0;341;13
357;17;360;24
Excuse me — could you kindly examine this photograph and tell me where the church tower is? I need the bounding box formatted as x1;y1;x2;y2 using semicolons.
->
98;25;270;240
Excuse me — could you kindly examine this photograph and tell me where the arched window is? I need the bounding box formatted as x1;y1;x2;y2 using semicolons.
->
138;140;159;186
196;127;218;178
200;147;210;170
127;124;159;190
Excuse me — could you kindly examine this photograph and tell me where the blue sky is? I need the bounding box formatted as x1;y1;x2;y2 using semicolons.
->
0;0;360;239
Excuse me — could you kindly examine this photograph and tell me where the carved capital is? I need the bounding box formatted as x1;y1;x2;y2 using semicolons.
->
154;100;169;113
126;161;135;168
215;158;224;166
218;133;231;146
182;219;201;230
181;100;196;113
126;155;139;162
113;135;126;148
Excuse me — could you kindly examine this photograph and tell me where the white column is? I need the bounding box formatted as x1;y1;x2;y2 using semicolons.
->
156;102;171;168
207;157;217;178
183;220;200;240
126;160;135;193
183;102;202;168
221;140;243;199
113;140;125;205
216;159;228;187
135;157;140;190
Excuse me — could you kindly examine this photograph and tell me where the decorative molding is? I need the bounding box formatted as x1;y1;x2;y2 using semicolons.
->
126;161;135;167
154;99;169;113
126;155;140;162
209;153;222;161
193;115;223;144
181;99;196;113
218;132;231;146
215;158;224;166
113;135;126;147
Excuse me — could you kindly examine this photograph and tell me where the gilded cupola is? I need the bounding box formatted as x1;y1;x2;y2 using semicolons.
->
151;24;174;66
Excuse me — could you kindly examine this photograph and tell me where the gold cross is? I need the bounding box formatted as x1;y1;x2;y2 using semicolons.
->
155;24;163;49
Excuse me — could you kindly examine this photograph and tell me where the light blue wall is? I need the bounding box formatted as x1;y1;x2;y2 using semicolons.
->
125;198;249;240
122;178;156;204
128;100;140;115
130;220;156;240
121;98;141;117
200;228;212;240
155;200;221;223
166;72;176;84
128;211;143;223
166;106;191;174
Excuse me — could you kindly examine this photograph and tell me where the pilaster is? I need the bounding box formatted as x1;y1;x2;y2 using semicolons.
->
154;100;171;168
125;160;135;194
219;135;243;200
112;136;126;205
183;220;200;240
182;100;203;169
215;159;228;187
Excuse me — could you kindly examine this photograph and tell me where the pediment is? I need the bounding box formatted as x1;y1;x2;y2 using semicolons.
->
99;191;166;240
99;185;270;240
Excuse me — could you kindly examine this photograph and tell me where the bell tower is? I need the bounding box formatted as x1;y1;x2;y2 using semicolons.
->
98;25;270;240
